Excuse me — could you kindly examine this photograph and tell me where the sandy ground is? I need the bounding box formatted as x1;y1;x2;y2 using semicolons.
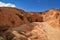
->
28;22;60;40
43;22;60;40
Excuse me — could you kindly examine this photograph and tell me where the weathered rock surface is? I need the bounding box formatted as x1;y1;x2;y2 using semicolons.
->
4;22;60;40
0;7;43;31
44;9;60;28
0;7;60;40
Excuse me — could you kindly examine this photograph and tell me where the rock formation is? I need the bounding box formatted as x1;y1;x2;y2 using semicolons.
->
0;7;60;40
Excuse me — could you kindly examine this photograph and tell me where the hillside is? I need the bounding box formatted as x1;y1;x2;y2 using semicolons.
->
0;7;60;40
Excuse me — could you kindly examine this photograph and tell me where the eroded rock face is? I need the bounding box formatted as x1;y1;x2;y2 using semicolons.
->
44;9;60;28
0;7;43;31
4;22;60;40
0;7;60;40
3;22;47;40
26;12;43;22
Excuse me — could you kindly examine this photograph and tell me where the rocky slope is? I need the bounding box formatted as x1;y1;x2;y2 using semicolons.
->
0;7;43;31
0;7;60;40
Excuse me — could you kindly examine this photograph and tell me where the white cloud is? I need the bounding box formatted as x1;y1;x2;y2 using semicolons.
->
0;2;16;7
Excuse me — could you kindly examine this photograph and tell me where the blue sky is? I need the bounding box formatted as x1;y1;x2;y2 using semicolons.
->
0;0;60;12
